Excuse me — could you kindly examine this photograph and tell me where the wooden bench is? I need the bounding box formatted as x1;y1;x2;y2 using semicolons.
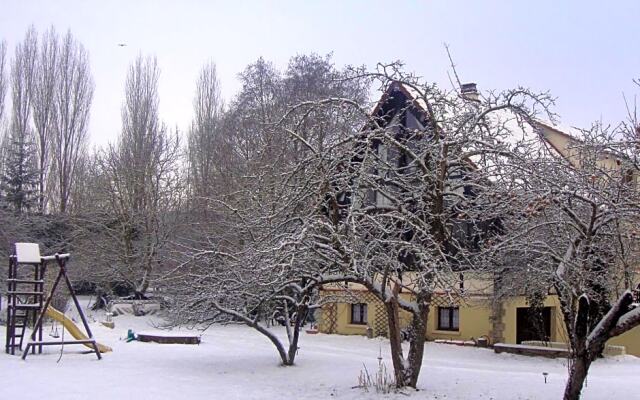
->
521;340;626;356
136;332;201;345
493;343;570;358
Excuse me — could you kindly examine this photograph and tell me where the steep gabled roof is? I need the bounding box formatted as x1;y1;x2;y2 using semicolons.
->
369;81;580;164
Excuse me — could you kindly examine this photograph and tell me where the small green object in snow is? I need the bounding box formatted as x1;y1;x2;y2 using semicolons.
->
126;329;136;342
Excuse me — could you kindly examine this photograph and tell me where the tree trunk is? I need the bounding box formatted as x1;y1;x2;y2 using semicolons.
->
135;260;153;296
212;301;295;366
285;302;308;365
384;295;408;387
564;355;591;400
406;300;430;387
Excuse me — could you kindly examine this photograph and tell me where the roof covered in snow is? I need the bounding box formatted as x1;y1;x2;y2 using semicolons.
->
369;81;583;166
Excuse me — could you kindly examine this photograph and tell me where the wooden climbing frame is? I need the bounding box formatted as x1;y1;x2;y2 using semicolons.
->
4;243;102;360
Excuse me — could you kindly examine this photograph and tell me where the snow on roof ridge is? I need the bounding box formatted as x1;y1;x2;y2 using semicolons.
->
397;82;581;139
371;81;583;161
534;118;584;141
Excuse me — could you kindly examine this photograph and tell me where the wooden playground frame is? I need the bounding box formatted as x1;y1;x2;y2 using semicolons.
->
5;243;102;360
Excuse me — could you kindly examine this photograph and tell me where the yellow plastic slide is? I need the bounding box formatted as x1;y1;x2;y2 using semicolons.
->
45;306;112;353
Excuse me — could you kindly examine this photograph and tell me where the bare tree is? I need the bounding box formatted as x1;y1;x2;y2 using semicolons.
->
31;26;59;212
50;30;94;213
272;64;554;388
9;27;37;162
91;55;182;297
0;39;7;125
225;57;283;170
166;54;370;365
495;122;640;400
168;59;554;386
0;39;8;182
167;210;318;366
187;61;227;210
282;53;369;152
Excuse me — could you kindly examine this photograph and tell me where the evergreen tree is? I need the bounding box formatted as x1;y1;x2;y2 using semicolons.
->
1;126;38;213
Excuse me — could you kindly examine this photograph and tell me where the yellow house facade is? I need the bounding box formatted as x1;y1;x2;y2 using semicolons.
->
317;277;640;356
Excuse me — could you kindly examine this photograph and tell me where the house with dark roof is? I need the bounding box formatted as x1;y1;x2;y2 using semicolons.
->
317;81;640;357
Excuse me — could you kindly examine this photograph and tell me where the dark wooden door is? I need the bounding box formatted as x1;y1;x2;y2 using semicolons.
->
516;307;551;344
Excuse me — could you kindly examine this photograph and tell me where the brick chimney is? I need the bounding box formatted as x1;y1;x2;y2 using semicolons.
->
461;82;480;102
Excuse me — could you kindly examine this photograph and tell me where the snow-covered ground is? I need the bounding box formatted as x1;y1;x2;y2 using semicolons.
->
1;307;638;399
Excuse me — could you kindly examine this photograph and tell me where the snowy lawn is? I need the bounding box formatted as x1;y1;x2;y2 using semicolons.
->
1;310;639;399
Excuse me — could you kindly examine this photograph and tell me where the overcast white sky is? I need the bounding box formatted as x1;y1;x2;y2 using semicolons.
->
1;0;639;147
